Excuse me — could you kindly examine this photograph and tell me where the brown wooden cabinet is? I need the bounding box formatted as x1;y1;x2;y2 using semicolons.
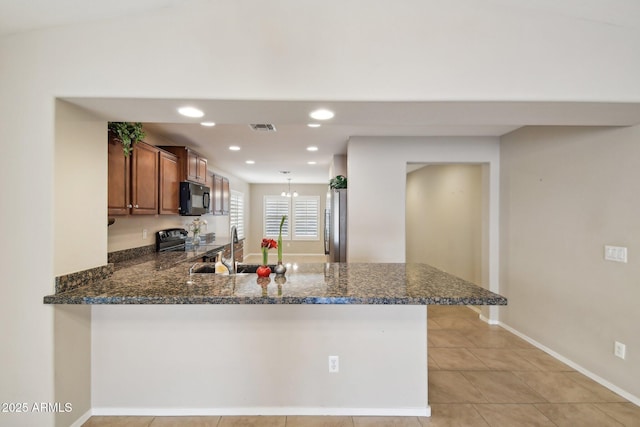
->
108;136;131;215
210;173;230;216
108;136;162;215
130;141;160;214
159;151;179;215
223;240;244;263
159;146;207;184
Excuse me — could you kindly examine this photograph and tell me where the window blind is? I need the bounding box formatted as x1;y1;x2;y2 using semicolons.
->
293;196;319;240
264;196;290;238
230;191;245;239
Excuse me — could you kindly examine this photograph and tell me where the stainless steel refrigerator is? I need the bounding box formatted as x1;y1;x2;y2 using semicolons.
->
325;188;347;262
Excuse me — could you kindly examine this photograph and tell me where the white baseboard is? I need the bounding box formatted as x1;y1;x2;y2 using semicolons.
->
467;305;500;325
93;406;431;417
69;409;92;427
499;322;640;407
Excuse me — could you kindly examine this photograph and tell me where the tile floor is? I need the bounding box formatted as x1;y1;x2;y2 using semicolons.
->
82;306;640;427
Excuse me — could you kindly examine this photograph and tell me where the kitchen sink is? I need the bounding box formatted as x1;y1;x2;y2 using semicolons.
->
189;263;276;275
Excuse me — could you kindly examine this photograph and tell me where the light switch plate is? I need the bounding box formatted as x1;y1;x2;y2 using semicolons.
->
604;245;627;263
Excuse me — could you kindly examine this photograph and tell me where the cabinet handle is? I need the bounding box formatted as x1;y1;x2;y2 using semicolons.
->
134;204;139;208
128;204;133;208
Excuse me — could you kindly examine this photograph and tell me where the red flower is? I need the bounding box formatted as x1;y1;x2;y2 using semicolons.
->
261;238;278;249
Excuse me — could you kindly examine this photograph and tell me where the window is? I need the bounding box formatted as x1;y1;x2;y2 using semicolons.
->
264;196;290;239
292;196;319;240
264;195;319;240
230;191;245;239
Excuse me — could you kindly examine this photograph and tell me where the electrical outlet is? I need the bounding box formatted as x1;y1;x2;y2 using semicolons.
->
328;355;339;373
614;341;626;360
142;229;148;239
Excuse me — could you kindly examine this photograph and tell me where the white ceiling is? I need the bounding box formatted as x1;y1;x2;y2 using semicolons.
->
5;1;640;184
66;97;640;183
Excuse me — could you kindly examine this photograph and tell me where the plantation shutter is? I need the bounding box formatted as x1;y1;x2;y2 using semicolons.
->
293;196;319;240
264;196;290;238
230;191;244;239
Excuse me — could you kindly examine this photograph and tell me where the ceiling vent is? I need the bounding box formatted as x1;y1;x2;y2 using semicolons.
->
249;123;277;132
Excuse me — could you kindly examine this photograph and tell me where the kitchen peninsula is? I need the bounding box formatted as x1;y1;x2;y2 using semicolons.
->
44;251;506;417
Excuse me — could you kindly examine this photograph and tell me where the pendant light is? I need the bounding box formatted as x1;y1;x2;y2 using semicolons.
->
281;178;298;198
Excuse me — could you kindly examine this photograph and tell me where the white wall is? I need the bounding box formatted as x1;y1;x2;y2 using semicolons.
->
406;164;483;284
92;305;427;415
2;1;640;425
500;125;640;400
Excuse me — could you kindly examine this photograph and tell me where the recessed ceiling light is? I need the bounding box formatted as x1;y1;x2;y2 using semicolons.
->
178;106;204;118
200;121;216;127
307;123;321;128
309;109;334;120
307;146;318;152
229;146;241;151
245;160;255;164
307;161;317;165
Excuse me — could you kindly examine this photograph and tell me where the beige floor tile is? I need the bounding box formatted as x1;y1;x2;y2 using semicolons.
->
473;404;555;427
428;306;479;320
418;404;490;426
428;371;488;403
428;330;474;348
467;348;538;371
562;372;628;402
150;416;221;426
428;319;443;330
82;417;154;427
429;348;489;370
285;416;353;427
594;403;640;427
535;403;624;426
218;416;285;427
428;355;440;370
461;330;533;349
429;317;480;330
460;371;547;404
352;416;421;426
512;349;574;371
512;371;600;403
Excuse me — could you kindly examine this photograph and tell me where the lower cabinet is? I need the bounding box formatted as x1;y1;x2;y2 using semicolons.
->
223;240;244;263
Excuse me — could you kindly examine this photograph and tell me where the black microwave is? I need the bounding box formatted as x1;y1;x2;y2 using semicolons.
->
179;182;210;215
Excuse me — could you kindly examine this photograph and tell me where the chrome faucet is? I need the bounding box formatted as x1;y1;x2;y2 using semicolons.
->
223;225;239;274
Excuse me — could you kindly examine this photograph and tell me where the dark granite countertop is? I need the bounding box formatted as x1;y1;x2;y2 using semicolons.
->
44;258;507;305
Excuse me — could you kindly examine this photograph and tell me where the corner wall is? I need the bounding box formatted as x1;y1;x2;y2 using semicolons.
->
347;137;499;304
500;125;640;400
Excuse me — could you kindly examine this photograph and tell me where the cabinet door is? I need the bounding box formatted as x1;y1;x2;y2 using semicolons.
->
131;142;159;215
107;135;130;215
186;149;199;183
221;177;230;214
197;156;208;184
212;174;223;215
159;151;179;215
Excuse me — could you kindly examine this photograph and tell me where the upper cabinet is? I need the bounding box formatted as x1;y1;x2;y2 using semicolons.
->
108;136;160;215
210;173;230;216
108;135;179;216
130;141;160;215
159;146;208;185
158;151;180;215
